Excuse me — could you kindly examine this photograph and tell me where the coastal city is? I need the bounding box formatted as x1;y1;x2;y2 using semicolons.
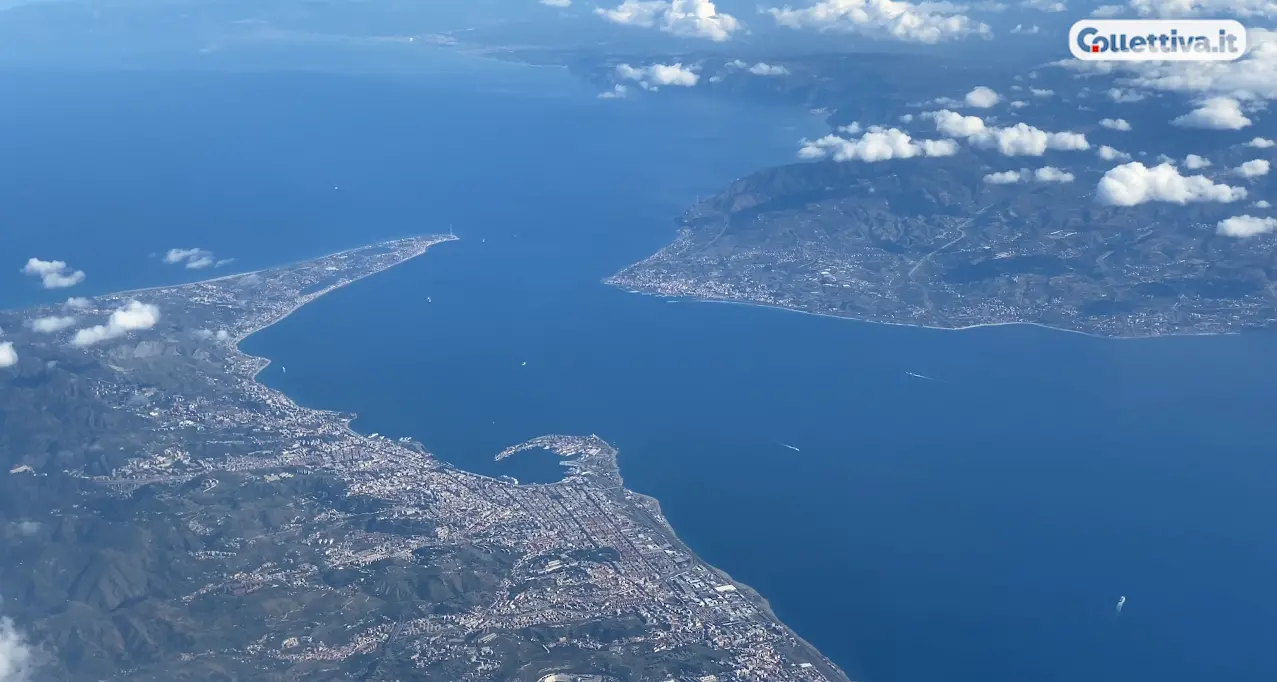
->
2;237;847;682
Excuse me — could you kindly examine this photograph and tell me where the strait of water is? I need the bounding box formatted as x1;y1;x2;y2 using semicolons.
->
3;52;1277;682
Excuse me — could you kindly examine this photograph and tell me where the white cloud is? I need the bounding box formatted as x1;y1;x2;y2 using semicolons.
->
728;60;791;76
1098;145;1131;161
21;258;85;289
748;62;790;76
64;297;91;309
1171;97;1252;130
1091;4;1125;15
1034;166;1075;183
162;248;204;264
1087;29;1277;103
1097;161;1248;206
899;114;914;123
598;84;629;99
1247;136;1276;148
798;127;959;162
1183;154;1211;169
1108;88;1146;103
163;247;218;269
766;0;991;44
984;170;1023;184
927;110;1090;156
70;300;161;348
0;614;34;679
1010;23;1040;34
597;0;742;41
663;0;741;40
1127;0;1277;18
598;0;664;28
616;62;699;90
28;316;77;334
1030;87;1054;97
965;86;1000;108
1255;199;1273;208
0;342;16;369
839;121;863;134
1009;100;1029;108
194;328;232;342
930;109;987;137
984;167;1076;183
1099;117;1131;131
1218;214;1277;237
1022;0;1066;10
1237;159;1272;177
540;0;572;6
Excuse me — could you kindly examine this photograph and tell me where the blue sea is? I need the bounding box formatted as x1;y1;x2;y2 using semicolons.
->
4;50;1277;682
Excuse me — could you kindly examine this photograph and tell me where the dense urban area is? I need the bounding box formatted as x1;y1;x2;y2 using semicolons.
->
0;237;847;682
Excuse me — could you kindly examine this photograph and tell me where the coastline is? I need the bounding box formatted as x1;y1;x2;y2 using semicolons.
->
235;236;457;382
622;481;856;682
210;237;854;681
111;236;444;300
605;282;1234;342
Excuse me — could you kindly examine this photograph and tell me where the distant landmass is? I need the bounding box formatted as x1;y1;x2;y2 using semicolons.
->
607;154;1277;338
0;237;847;682
473;45;1277;339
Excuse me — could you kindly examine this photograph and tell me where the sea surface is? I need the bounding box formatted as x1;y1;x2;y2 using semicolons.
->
4;50;1277;682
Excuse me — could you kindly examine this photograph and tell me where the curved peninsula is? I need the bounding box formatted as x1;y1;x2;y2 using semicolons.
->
0;237;847;682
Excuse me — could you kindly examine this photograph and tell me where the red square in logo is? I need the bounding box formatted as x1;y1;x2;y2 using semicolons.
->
1092;45;1100;52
